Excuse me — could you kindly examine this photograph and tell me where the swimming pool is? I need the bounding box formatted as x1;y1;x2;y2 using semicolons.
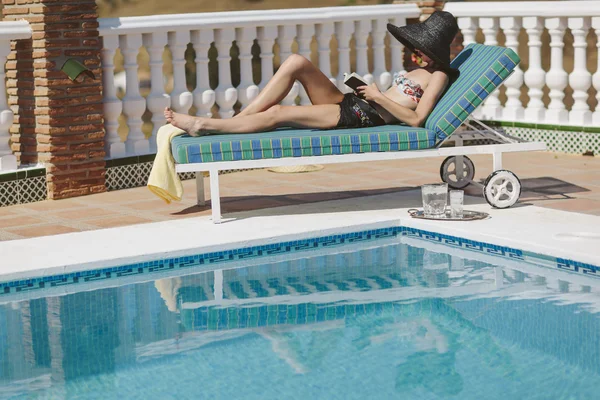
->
1;234;599;399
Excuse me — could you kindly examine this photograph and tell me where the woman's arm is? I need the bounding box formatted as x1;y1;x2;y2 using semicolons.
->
357;71;450;127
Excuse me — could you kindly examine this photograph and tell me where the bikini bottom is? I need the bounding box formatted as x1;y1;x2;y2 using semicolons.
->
336;93;386;129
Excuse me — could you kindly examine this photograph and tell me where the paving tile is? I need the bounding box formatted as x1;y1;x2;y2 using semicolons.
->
7;224;80;238
86;215;155;228
539;198;600;213
0;216;47;229
52;207;118;221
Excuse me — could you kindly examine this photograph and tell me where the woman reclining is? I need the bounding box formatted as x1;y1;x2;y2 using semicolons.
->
164;11;459;136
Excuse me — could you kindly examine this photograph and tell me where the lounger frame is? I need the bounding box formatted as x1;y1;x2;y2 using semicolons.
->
176;118;547;223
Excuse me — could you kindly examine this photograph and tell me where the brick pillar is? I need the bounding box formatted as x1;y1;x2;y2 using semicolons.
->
2;0;106;200
394;1;463;70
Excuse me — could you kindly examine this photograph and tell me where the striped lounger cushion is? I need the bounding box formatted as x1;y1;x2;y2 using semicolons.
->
171;125;436;164
171;43;520;164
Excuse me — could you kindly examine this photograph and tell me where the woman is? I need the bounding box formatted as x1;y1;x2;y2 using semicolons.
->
164;11;459;136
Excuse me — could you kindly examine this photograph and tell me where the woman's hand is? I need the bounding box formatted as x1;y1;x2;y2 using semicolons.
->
356;83;383;102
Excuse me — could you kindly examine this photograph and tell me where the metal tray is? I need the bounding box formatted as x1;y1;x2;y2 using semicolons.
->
407;209;489;221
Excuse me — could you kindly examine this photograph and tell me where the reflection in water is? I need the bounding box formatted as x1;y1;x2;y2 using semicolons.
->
1;242;600;399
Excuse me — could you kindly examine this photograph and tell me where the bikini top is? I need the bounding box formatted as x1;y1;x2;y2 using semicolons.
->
392;71;424;104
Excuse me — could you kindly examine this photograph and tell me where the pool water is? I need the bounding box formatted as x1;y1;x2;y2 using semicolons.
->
1;240;599;399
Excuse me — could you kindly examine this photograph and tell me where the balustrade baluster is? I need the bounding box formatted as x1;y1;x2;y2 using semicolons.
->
257;26;277;92
335;20;354;94
297;24;315;105
316;22;336;86
143;32;170;153
372;18;392;90
191;29;216;118
593;17;600;125
214;28;237;119
236;27;259;111
0;39;16;170
568;17;592;125
458;17;480;117
120;34;149;155
500;17;524;120
390;16;407;75
545;17;569;124
355;19;372;84
458;17;478;46
278;25;299;106
480;17;502;119
101;35;124;159
523;17;546;123
168;30;193;114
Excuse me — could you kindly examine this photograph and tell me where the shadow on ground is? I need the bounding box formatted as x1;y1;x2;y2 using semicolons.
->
167;176;590;219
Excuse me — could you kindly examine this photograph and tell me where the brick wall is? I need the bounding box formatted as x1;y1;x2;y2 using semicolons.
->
2;0;105;199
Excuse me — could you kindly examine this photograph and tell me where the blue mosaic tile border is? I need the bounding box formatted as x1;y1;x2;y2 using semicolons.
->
1;226;598;296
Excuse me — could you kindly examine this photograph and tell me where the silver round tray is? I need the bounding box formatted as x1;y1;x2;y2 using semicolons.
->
407;209;489;221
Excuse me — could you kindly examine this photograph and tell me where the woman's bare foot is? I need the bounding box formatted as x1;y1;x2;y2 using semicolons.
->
164;108;207;136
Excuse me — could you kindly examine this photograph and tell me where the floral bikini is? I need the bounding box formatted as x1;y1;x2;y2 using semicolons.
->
335;72;425;129
392;72;424;104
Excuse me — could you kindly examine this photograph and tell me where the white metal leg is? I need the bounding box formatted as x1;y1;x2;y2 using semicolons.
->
492;151;503;171
209;170;222;223
195;172;205;206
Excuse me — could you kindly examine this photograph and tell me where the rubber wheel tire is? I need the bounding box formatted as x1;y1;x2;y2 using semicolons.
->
483;170;522;209
439;156;475;189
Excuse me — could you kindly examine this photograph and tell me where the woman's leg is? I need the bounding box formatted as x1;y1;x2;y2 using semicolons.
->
165;104;340;134
237;54;344;117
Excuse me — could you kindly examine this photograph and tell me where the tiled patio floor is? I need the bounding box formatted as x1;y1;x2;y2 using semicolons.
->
1;151;599;241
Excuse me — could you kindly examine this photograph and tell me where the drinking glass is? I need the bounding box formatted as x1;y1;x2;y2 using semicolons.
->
421;183;448;217
449;190;464;218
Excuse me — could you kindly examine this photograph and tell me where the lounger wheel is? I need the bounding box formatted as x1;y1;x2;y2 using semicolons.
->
440;156;475;189
483;170;521;209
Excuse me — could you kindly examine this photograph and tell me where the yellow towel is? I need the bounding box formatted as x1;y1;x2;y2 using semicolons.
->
147;124;186;204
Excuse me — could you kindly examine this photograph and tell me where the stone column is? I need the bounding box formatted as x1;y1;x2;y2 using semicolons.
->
2;0;105;200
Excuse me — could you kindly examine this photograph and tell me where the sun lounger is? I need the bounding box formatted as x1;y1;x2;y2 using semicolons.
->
173;43;547;223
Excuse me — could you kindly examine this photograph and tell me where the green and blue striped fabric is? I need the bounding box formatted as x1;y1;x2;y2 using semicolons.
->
172;125;436;164
425;43;520;143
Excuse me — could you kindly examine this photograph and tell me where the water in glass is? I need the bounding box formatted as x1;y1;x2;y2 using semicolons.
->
421;183;448;217
449;190;464;218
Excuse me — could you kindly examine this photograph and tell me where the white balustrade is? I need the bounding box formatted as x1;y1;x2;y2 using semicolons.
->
593;17;600;126
101;35;124;158
372;19;392;90
214;28;238;119
316;22;336;86
568;17;592;125
297;24;315;105
479;17;502;119
544;17;568;124
97;4;423;158
278;25;299;106
120;34;149;155
389;16;407;76
0;21;31;171
236;27;259;110
143;32;170;153
168;30;193;114
335;20;354;94
191;30;216;118
355;19;372;84
257;26;277;90
523;17;546;123
499;17;524;121
446;1;600;127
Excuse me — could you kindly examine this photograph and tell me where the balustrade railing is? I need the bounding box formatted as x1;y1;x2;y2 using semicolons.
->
444;1;600;126
0;21;32;171
98;4;421;158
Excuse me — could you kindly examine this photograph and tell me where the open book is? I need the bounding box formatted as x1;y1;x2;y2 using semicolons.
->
343;72;368;91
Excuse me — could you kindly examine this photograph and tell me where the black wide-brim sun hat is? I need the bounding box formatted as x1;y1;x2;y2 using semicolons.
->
387;11;460;78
